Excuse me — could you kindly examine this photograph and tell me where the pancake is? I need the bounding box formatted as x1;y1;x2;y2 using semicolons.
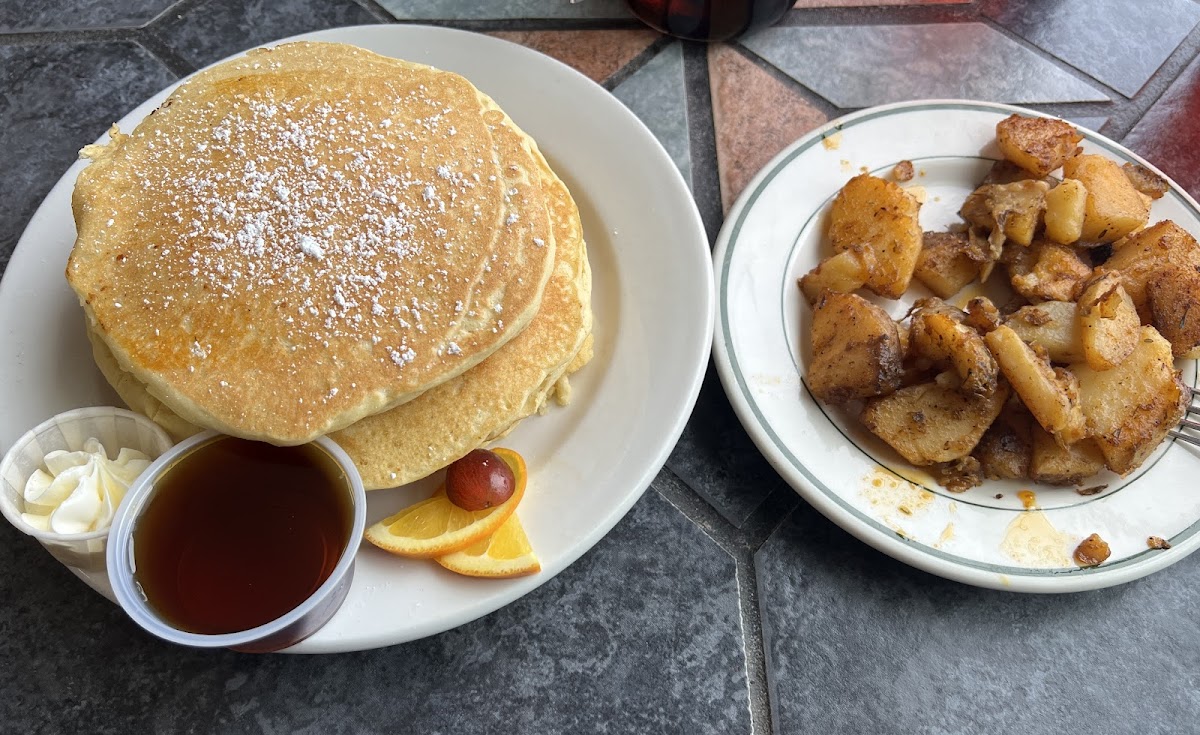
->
68;42;556;445
89;129;594;489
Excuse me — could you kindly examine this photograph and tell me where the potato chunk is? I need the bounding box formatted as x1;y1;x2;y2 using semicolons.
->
1077;271;1140;371
827;174;923;298
1062;154;1150;242
861;377;1009;465
985;325;1087;445
1073;326;1187;475
913;231;981;298
973;398;1033;480
960;180;1050;249
996;114;1083;177
808;291;904;405
1003;300;1084;363
1043;179;1088;244
1029;424;1106;486
1105;220;1200;316
1146;266;1200;357
910;302;999;396
798;245;876;304
964;296;1002;334
1007;239;1092;302
1122;162;1168;201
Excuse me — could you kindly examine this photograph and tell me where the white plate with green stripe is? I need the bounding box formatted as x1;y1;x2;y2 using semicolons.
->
713;99;1200;593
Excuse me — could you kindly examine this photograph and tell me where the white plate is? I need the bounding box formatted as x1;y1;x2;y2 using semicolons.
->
713;99;1200;593
0;25;714;650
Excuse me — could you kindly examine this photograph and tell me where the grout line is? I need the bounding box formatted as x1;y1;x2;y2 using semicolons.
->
348;0;402;24
734;547;774;735
0;28;133;45
681;41;723;246
651;466;776;734
740;486;802;553
974;14;1127;102
730;42;845;118
651;467;748;558
136;28;197;77
1111;28;1200;141
602;34;672;91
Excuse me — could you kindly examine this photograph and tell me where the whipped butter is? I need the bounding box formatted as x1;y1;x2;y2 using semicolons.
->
21;438;150;534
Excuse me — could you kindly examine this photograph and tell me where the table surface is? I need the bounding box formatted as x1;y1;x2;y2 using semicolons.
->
4;1;1200;733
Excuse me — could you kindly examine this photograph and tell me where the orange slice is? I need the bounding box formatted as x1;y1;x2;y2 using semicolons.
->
364;448;527;558
435;513;541;578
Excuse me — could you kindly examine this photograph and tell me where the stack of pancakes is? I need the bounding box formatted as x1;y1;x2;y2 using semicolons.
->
67;42;593;489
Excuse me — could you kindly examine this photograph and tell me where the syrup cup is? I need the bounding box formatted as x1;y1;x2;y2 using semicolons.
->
0;407;175;600
106;431;367;653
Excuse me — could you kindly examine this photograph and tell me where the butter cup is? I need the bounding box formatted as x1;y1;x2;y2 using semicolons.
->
0;407;174;600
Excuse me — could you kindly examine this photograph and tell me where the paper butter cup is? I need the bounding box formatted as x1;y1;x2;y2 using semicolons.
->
0;407;174;600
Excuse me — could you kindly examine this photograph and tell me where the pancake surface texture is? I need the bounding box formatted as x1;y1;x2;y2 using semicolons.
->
68;42;555;444
88;127;595;489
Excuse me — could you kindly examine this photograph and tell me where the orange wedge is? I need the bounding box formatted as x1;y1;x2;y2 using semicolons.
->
435;513;541;578
365;448;527;558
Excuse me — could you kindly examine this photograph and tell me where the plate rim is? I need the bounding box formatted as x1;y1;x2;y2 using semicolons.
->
711;98;1200;593
0;24;715;649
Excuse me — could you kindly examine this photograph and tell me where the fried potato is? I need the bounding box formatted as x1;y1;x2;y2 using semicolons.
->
808;291;904;405
799;245;876;305
964;296;1002;334
1077;271;1139;371
827;174;923;299
1029;424;1107;486
1105;220;1200;317
1007;239;1092;302
1073;326;1187;475
1122;162;1168;201
913;231;981;298
861;376;1009;465
1146;266;1200;357
1062;153;1150;242
960;180;1050;249
1003;300;1084;363
1043;179;1088;245
995;114;1083;177
985;325;1087;445
973;398;1033;480
981;159;1054;187
910;301;999;396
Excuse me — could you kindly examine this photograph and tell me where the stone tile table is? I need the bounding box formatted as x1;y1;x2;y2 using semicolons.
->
3;1;1200;733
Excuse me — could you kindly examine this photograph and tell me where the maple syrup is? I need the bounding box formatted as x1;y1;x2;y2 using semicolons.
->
131;436;353;635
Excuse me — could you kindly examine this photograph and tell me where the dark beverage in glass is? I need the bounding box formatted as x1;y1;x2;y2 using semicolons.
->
626;0;793;42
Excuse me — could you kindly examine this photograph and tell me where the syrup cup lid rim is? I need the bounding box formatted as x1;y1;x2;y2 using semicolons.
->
0;406;174;542
106;430;367;649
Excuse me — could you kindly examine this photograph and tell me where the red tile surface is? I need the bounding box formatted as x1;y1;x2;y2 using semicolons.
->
708;44;828;212
488;29;661;84
1124;53;1200;200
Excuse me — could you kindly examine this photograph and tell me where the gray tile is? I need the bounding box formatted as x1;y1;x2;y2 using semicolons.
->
613;42;693;188
757;505;1200;735
0;0;174;32
742;23;1110;108
152;0;378;69
1065;116;1109;134
0;43;175;281
667;368;790;527
2;492;750;734
983;0;1200;98
377;0;632;20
